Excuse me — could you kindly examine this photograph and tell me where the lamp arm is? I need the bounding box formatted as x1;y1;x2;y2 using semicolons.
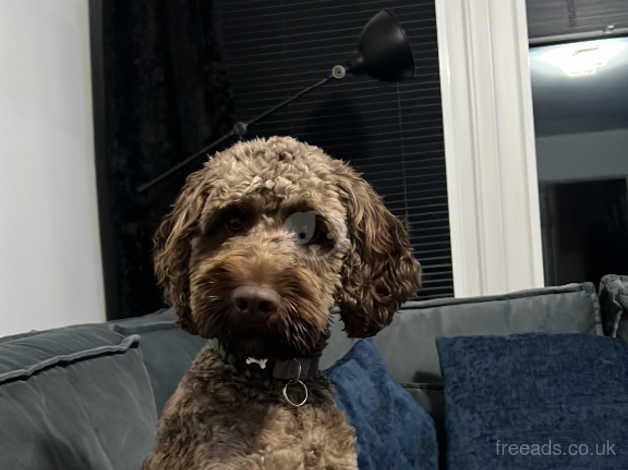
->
136;129;236;193
245;74;332;130
137;70;339;193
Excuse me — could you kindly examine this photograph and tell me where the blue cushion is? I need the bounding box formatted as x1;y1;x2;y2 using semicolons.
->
437;333;628;469
0;324;157;470
325;339;438;470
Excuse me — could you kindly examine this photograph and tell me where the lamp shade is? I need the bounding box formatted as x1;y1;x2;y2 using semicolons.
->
348;9;415;82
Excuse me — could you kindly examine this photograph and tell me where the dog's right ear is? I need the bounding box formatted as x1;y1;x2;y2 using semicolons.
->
332;160;421;338
153;170;208;335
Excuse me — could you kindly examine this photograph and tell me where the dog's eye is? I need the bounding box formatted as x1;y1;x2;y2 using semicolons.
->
284;211;336;258
284;211;316;245
224;211;246;234
225;216;245;234
309;224;327;245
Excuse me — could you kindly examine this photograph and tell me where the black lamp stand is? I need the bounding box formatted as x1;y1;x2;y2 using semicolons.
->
137;9;414;193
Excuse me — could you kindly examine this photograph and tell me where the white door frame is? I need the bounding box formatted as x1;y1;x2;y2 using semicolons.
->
434;0;545;296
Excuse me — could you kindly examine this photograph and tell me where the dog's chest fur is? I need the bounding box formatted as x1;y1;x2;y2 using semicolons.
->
143;345;358;470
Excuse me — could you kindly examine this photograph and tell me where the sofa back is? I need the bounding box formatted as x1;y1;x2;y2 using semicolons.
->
111;309;208;413
322;282;602;381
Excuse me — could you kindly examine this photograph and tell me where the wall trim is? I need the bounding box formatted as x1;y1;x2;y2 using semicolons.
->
435;0;544;296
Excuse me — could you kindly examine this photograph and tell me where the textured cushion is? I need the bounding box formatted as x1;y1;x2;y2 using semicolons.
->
326;340;438;470
0;324;157;470
437;333;628;469
111;308;208;413
599;274;628;340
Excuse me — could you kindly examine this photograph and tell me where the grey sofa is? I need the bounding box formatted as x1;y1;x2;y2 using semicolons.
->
1;281;623;470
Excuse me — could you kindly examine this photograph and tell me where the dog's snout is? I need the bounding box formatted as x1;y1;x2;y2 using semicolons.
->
231;285;280;316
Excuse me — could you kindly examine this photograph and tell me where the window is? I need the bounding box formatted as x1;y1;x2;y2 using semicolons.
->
529;36;628;286
219;0;452;299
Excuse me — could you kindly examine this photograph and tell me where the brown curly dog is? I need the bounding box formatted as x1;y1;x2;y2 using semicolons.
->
143;136;421;469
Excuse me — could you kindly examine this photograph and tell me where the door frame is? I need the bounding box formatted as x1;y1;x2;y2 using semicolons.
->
434;0;544;296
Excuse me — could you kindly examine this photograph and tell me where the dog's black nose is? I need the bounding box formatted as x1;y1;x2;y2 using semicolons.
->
231;285;280;316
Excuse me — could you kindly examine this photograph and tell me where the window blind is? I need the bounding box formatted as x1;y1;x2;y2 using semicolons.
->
218;0;452;299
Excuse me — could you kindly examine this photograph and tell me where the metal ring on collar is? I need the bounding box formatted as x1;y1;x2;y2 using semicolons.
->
282;379;309;407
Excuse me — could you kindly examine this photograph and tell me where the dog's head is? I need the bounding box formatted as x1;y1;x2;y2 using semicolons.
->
154;137;421;359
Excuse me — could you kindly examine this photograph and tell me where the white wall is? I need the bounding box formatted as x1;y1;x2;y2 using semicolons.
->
536;129;628;182
0;0;105;335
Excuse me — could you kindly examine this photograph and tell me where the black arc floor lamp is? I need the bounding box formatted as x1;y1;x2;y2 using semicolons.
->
138;9;415;193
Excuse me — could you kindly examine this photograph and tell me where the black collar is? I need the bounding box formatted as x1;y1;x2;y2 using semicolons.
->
216;344;319;380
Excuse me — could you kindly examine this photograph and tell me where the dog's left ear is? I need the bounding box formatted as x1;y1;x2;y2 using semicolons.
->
333;161;421;337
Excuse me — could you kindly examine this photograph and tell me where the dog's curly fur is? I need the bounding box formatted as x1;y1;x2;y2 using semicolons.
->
143;137;421;469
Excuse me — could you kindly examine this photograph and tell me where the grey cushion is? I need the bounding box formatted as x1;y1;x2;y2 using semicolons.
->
111;309;208;413
0;329;38;343
599;274;628;341
0;324;157;470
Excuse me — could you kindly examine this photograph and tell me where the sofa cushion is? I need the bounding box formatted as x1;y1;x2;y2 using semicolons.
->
436;333;628;470
0;324;157;470
326;339;438;470
599;274;628;341
402;383;445;467
111;308;208;413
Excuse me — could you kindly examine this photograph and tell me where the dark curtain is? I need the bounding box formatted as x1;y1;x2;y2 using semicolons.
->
92;0;233;319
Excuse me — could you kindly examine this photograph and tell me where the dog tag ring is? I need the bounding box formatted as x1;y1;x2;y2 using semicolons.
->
282;359;308;407
282;379;309;407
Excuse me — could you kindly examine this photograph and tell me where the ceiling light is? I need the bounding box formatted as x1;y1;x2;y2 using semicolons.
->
543;40;626;78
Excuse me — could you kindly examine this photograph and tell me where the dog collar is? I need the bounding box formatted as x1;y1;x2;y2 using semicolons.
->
216;344;319;381
216;345;319;407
